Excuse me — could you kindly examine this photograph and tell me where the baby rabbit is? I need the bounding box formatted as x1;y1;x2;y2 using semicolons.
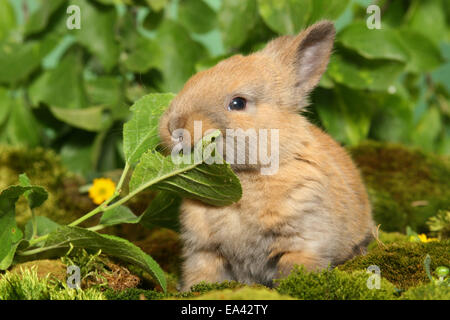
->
159;21;375;291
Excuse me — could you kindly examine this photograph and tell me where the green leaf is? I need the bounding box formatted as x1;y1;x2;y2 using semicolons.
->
72;0;119;71
24;216;60;242
85;76;128;119
121;35;162;73
219;0;259;48
395;29;443;73
100;206;139;226
0;35;59;85
178;0;217;34
0;185;47;270
308;0;349;24
18;173;48;210
139;191;181;231
100;193;181;231
257;0;311;35
338;23;408;62
29;49;88;109
0;87;11;127
407;0;446;46
49;106;111;132
411;106;442;152
5;98;41;147
24;0;65;36
145;0;167;11
129;131;242;206
43;226;167;291
0;0;16;41
313;86;374;146
123;93;175;165
155;20;207;92
326;52;405;91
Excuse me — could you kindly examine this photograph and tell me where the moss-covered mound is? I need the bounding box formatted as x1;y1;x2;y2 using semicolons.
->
0;145;94;226
0;268;105;300
339;240;450;289
275;266;398;300
184;287;295;300
349;141;450;233
401;282;450;300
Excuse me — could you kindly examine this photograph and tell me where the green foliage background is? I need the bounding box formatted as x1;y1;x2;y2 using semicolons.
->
0;0;448;177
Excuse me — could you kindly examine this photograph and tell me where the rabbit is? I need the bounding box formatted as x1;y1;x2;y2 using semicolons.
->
158;21;375;291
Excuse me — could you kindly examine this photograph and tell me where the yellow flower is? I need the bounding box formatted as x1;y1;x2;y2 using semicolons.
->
88;178;116;205
417;234;438;243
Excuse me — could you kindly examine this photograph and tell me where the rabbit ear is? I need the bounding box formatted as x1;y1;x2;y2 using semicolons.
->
292;21;335;94
263;21;335;96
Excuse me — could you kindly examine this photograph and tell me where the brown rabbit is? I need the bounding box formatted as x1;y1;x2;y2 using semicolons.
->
159;21;375;291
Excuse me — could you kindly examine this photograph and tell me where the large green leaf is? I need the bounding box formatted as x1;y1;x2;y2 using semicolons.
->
0;35;59;85
0;184;48;270
411;106;442;152
121;35;162;73
178;0;217;34
313;86;374;146
18;174;48;210
308;0;349;24
0;87;11;128
43;226;167;291
395;29;443;73
338;23;443;73
85;76;128;119
138;191;181;231
326;53;405;91
338;23;408;62
129;131;242;206
219;0;259;48
407;0;446;46
0;0;16;41
155;20;207;92
49;106;111;132
123;93;175;165
257;0;311;35
24;0;65;36
29;49;88;109
72;0;119;71
100;205;140;226
5;97;41;147
99;192;181;231
24;216;60;242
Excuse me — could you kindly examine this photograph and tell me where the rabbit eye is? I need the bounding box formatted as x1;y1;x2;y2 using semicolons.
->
228;97;246;111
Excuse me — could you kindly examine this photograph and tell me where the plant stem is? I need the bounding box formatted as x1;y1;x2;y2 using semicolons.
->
87;224;106;232
31;208;37;239
28;234;48;246
68;163;131;227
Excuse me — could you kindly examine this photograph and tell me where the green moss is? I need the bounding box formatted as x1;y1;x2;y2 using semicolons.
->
9;259;66;282
349;141;450;233
104;288;165;300
339;240;450;290
189;280;248;294
368;231;409;251
401;282;450;300
275;266;398;300
0;145;94;226
186;287;295;300
0;268;105;300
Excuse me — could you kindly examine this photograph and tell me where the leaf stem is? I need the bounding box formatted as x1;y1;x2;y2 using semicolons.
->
31;208;37;239
68;163;131;227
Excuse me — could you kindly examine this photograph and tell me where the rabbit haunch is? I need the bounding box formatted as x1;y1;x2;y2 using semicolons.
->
158;21;375;291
